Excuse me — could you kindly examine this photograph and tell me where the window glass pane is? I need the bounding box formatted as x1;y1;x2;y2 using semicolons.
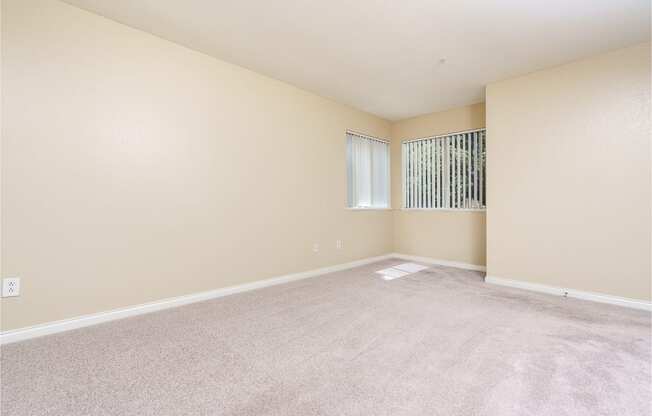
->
402;130;486;210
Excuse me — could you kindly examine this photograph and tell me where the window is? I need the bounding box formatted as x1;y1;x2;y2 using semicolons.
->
403;129;486;209
346;131;390;208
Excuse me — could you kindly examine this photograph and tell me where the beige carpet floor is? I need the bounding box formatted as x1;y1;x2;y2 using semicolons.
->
1;259;650;415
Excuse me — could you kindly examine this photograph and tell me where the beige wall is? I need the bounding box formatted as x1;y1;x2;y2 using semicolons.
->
2;1;649;333
390;103;486;266
486;43;651;301
0;0;392;330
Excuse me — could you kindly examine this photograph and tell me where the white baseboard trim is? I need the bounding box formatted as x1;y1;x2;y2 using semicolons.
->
0;254;392;345
389;253;486;272
485;275;652;312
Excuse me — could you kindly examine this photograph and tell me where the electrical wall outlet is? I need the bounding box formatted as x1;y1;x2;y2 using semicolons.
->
2;278;20;297
312;243;319;253
336;240;343;249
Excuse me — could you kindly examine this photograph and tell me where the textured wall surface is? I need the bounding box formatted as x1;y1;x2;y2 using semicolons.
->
486;43;651;300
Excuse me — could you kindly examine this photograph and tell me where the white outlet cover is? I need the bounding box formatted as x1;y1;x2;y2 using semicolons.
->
2;277;21;297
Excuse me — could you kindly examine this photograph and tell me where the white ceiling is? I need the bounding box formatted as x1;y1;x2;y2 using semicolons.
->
62;0;650;121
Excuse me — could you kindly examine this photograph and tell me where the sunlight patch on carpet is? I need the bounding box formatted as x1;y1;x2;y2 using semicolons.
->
376;263;428;280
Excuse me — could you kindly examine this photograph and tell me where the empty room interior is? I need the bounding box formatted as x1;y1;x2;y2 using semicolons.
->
1;0;651;415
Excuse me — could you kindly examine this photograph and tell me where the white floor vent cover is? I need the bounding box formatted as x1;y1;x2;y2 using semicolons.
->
376;263;429;280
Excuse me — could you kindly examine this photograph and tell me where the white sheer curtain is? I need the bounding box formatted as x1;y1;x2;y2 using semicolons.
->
347;132;390;208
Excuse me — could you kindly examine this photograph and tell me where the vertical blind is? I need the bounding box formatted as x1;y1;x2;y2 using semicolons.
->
347;131;390;208
403;129;486;209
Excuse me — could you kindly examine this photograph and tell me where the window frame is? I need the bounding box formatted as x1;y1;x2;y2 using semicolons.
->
346;130;391;210
401;128;486;212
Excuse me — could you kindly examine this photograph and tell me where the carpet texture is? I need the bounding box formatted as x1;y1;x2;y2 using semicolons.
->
1;259;650;415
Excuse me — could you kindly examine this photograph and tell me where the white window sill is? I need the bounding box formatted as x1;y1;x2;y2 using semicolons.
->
401;208;486;212
346;207;393;211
